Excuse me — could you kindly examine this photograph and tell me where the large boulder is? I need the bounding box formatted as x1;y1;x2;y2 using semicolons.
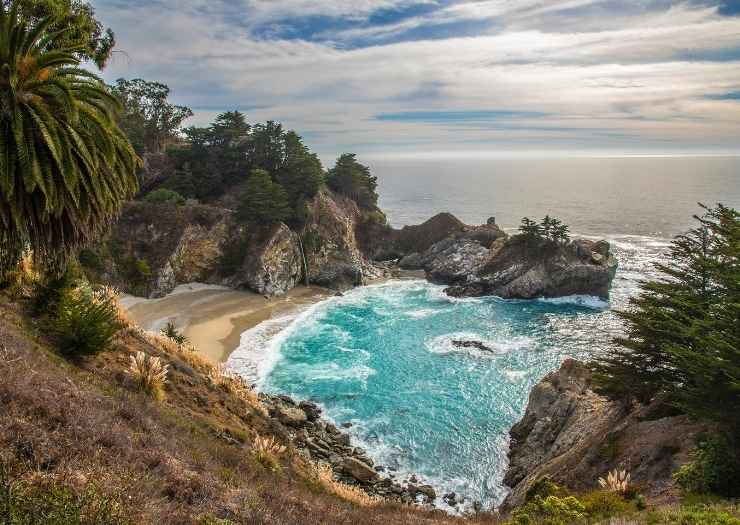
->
445;236;618;299
302;191;384;290
229;224;303;296
342;457;379;482
501;359;706;510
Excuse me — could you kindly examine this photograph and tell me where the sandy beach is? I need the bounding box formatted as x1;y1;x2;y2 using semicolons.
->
121;284;332;363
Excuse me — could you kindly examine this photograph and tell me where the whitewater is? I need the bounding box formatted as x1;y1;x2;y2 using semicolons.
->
227;233;670;511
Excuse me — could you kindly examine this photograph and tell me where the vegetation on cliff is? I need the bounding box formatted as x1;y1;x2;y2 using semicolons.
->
592;203;740;496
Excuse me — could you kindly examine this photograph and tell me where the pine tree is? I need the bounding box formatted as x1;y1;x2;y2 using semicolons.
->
541;215;553;239
236;169;290;226
592;204;739;431
519;217;542;238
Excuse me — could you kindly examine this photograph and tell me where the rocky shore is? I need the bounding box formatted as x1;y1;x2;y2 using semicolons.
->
260;394;454;507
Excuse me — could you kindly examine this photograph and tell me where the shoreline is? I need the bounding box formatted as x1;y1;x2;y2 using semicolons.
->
121;284;333;363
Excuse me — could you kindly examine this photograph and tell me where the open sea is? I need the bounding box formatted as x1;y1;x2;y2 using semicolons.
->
227;156;740;512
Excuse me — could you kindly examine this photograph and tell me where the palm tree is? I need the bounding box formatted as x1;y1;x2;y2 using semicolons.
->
0;3;139;276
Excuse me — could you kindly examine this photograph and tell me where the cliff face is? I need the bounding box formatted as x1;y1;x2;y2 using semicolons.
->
93;190;385;298
398;225;617;299
502;359;705;510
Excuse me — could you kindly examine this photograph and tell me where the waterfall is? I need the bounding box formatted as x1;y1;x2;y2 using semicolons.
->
298;235;309;287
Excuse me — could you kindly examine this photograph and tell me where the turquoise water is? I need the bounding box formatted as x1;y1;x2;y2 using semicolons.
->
227;157;740;511
227;233;672;511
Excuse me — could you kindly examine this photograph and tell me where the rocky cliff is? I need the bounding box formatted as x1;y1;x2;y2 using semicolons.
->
398;223;617;299
501;359;705;510
91;190;387;298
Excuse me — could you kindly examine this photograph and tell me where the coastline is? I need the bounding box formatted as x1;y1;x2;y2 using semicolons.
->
121;283;333;363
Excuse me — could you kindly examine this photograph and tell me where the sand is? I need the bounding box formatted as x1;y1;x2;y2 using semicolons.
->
122;284;332;363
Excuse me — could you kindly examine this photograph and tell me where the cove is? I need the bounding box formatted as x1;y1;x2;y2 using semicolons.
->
229;278;622;510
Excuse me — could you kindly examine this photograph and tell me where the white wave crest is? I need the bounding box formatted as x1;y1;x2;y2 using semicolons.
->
537;295;608;309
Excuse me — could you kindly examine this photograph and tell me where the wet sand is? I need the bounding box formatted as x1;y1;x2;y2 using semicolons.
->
122;284;332;363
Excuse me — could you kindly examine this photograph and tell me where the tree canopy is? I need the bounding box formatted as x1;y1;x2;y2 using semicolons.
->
326;153;378;209
236;169;290;226
591;204;740;432
110;78;193;154
4;0;115;68
0;4;139;275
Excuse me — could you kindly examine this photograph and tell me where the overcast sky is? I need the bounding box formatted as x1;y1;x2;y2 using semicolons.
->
95;0;740;162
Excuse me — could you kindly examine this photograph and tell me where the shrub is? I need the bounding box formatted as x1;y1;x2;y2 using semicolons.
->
0;467;129;525
646;504;740;525
598;469;631;494
674;434;740;497
579;490;631;520
53;287;123;357
143;189;186;205
252;435;286;472
525;478;568;502
161;322;189;347
127;351;169;399
510;495;586;525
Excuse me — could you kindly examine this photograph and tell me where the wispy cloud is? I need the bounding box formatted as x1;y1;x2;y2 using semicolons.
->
95;0;740;160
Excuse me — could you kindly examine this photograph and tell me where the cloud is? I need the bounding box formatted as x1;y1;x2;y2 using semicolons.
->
94;0;740;160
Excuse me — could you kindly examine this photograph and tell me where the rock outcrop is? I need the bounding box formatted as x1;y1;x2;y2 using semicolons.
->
398;222;617;299
261;394;436;504
302;191;384;290
501;359;705;510
226;224;303;296
445;236;618;299
93;190;388;298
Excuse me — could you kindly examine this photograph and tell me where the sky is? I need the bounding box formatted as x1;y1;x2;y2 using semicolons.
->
95;0;740;163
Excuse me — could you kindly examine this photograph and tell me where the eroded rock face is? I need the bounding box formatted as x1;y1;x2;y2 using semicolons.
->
303;191;384;290
430;235;617;300
229;224;303;296
501;359;706;510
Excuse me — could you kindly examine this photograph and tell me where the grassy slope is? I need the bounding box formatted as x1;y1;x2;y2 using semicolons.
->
0;295;499;525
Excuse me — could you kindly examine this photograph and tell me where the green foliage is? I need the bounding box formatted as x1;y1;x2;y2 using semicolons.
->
525;478;567;502
519;217;542;238
519;216;570;243
143;189;185;205
31;271;75;316
0;5;139;276
3;0;115;68
0;468;129;524
578;490;631;520
591;204;740;431
78;249;104;272
110;78;193;155
645;504;740;525
53;287;123;356
510;495;587;525
161;321;189;346
236;169;291;226
674;434;740;498
118;256;151;294
326;153;378;209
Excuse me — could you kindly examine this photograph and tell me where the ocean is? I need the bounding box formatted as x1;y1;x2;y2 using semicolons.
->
227;156;740;512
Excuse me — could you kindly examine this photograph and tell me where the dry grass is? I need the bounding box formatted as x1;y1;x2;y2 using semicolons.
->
252;435;288;472
127;351;169;399
314;462;384;507
599;469;631;495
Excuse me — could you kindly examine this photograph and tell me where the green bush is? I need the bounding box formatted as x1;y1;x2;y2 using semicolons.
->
0;468;129;524
674;434;740;497
31;271;75;316
645;505;740;525
579;490;631;520
161;321;189;346
510;495;586;525
525;478;567;502
143;189;186;205
53;288;123;357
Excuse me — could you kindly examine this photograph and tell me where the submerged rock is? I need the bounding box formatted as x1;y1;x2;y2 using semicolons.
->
452;340;493;352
